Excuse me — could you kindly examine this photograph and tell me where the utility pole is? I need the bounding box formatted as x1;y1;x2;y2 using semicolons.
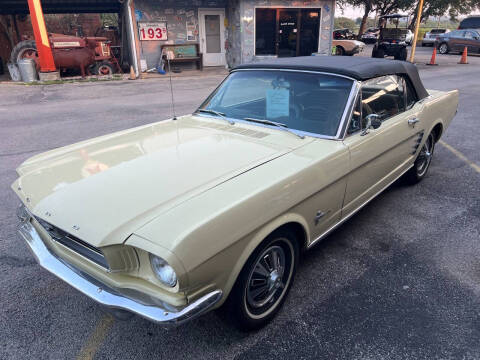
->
409;0;425;63
26;0;56;73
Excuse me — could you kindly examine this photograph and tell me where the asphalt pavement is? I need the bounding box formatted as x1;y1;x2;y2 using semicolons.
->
1;47;479;360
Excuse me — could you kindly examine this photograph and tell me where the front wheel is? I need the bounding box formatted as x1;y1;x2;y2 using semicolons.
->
94;61;115;76
335;46;345;56
438;43;449;54
404;133;435;184
224;230;299;331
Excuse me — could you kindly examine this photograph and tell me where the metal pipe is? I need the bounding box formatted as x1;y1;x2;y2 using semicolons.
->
126;0;139;77
409;0;425;63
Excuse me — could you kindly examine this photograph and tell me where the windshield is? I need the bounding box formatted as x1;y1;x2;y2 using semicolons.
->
198;70;354;137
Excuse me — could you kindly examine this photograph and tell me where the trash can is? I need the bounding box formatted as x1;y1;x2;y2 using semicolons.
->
18;58;38;82
7;62;22;82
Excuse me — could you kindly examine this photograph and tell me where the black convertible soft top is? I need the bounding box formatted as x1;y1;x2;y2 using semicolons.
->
234;56;429;100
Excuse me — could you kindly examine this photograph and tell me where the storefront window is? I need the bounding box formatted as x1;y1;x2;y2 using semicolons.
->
255;8;276;55
255;8;321;57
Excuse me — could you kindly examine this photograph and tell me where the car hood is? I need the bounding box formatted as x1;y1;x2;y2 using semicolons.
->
12;115;306;247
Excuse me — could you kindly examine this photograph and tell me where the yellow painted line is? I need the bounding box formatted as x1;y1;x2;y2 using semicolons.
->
439;140;480;174
76;314;115;360
32;0;50;47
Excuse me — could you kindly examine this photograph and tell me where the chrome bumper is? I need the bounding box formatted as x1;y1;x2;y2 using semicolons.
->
18;221;222;325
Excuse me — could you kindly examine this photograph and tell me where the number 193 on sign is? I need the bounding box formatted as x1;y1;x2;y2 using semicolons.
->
139;22;168;41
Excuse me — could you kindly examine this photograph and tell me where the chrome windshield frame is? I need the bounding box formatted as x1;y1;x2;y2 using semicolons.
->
197;68;360;141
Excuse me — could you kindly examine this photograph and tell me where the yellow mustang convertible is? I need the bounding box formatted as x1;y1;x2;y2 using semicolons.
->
13;57;458;330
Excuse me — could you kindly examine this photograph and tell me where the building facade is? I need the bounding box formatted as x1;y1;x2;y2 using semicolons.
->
131;0;335;70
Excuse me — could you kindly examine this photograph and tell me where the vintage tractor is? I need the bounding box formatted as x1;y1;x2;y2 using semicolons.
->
10;33;121;77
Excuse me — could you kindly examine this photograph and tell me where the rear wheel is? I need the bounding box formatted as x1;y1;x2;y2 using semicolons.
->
438;43;449;54
10;40;38;64
404;133;435;184
224;229;299;331
335;46;345;56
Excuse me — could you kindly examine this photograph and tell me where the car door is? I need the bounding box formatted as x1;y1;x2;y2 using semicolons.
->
450;30;466;52
341;75;427;218
463;31;480;52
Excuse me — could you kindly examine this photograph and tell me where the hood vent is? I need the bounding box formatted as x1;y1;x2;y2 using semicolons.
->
201;122;269;139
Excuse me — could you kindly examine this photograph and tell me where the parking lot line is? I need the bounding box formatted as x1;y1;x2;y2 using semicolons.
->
76;314;115;360
439;140;480;174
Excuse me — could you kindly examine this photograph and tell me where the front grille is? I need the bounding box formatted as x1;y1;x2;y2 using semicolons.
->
35;217;109;269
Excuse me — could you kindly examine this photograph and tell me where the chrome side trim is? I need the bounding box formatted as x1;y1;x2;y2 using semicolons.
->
307;164;414;249
18;221;222;325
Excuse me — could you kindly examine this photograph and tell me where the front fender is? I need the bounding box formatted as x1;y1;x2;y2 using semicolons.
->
220;213;310;304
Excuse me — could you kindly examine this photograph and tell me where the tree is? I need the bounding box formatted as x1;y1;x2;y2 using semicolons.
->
334;17;356;29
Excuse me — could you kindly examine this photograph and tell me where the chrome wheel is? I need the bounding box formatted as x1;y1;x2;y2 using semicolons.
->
417;134;434;177
244;239;294;318
439;43;448;54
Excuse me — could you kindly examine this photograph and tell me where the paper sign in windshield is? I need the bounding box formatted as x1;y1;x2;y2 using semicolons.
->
266;89;289;119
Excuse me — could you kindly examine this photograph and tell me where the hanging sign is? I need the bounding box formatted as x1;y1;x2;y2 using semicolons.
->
138;22;168;41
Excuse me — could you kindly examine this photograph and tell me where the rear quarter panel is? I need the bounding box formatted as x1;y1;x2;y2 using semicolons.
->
423;89;459;138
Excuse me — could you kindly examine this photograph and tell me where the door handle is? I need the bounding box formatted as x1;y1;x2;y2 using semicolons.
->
408;118;420;127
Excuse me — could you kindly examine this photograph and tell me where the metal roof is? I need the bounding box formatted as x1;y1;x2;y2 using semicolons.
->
0;0;122;14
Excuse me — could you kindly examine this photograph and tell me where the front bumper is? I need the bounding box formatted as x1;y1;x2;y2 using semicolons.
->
18;220;222;325
422;38;436;44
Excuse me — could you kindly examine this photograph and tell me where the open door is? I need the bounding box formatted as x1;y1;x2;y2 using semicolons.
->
198;9;226;67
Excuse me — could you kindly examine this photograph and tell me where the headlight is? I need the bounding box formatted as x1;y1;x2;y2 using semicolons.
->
149;254;177;287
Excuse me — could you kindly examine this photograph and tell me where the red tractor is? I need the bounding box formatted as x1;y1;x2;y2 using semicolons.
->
10;33;121;77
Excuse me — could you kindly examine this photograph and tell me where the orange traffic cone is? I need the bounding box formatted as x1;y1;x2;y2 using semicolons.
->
458;46;469;64
426;47;438;66
129;65;136;80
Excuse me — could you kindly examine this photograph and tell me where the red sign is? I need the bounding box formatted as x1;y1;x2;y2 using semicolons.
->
139;22;168;41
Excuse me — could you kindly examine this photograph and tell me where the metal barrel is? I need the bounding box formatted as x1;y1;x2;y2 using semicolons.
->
18;59;38;82
7;62;22;82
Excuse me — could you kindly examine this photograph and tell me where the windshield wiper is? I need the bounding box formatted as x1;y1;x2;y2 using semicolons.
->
243;118;305;139
195;109;235;125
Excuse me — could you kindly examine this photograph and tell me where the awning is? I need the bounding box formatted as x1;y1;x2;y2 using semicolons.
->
0;0;122;14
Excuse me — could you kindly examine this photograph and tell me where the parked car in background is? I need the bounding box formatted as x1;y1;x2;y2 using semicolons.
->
13;56;458;330
436;29;480;54
333;28;356;40
332;39;365;56
459;16;480;30
422;29;450;46
361;28;379;44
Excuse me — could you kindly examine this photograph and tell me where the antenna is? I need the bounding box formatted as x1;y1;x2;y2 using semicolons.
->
167;57;177;120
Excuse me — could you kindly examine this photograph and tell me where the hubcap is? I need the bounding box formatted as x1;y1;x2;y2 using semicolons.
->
417;135;433;176
440;44;447;53
246;245;287;309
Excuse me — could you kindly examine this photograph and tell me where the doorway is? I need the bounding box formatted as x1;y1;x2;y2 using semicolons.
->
255;8;321;57
198;9;226;66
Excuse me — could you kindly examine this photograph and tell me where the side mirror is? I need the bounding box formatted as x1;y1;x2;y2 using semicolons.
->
361;114;382;136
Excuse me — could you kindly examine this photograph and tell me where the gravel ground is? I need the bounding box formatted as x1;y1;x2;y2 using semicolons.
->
1;47;479;360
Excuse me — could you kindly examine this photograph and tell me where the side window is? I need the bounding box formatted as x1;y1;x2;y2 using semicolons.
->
464;31;475;39
361;75;405;122
403;77;418;109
